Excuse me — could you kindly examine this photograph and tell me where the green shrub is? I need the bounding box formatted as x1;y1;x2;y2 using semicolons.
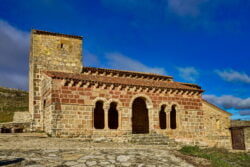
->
179;145;250;167
0;112;14;123
180;145;201;155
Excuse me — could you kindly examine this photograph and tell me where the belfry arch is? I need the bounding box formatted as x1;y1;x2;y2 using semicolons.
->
132;97;149;134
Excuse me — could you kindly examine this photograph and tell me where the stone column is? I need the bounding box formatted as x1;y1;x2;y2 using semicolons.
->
166;111;170;129
105;108;109;130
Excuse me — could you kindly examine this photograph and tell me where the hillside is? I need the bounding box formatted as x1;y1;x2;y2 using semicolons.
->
0;86;28;123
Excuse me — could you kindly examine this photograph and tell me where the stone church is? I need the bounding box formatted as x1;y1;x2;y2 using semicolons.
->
29;30;232;148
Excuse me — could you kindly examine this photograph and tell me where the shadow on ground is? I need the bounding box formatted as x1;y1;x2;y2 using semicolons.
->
0;158;24;166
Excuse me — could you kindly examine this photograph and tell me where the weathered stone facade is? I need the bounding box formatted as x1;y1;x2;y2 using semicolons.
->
202;101;232;148
29;30;82;129
29;30;232;149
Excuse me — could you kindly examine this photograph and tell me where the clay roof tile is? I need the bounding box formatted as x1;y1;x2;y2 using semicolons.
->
44;70;203;92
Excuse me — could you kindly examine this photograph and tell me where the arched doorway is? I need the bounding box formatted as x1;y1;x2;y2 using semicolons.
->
132;97;149;134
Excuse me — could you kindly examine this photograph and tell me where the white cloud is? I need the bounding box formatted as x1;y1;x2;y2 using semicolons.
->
203;94;250;110
105;52;166;75
215;69;250;84
177;67;199;82
0;20;30;68
84;51;100;67
0;20;29;89
167;0;208;17
239;110;250;116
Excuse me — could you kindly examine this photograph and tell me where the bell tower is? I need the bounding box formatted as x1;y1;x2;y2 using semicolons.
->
29;30;83;130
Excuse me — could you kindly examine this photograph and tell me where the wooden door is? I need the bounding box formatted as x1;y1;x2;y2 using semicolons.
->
231;128;245;150
132;98;149;134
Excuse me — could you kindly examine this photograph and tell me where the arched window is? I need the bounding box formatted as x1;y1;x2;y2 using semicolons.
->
159;105;167;129
170;105;177;129
108;102;119;129
94;101;105;129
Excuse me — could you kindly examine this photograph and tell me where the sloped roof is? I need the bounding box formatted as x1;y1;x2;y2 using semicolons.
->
82;67;173;81
44;69;203;92
202;99;232;116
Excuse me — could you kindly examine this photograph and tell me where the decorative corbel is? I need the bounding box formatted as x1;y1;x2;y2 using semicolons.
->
136;87;143;93
178;90;184;95
108;84;114;90
168;89;173;95
68;80;74;87
143;87;149;93
61;79;67;86
160;89;167;95
100;83;107;89
76;81;83;87
83;82;90;88
149;88;156;93
117;85;122;91
156;88;162;94
93;83;99;89
124;86;129;91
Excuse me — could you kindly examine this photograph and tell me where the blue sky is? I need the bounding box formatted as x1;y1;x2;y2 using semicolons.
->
0;0;250;120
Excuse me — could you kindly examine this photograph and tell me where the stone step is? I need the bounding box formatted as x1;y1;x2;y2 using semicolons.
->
128;133;178;146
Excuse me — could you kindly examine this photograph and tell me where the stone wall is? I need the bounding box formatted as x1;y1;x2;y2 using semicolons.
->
0;122;30;133
13;112;31;123
41;74;53;134
231;120;250;127
202;101;232;149
244;127;250;150
29;30;83;130
39;76;232;147
0;112;31;133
